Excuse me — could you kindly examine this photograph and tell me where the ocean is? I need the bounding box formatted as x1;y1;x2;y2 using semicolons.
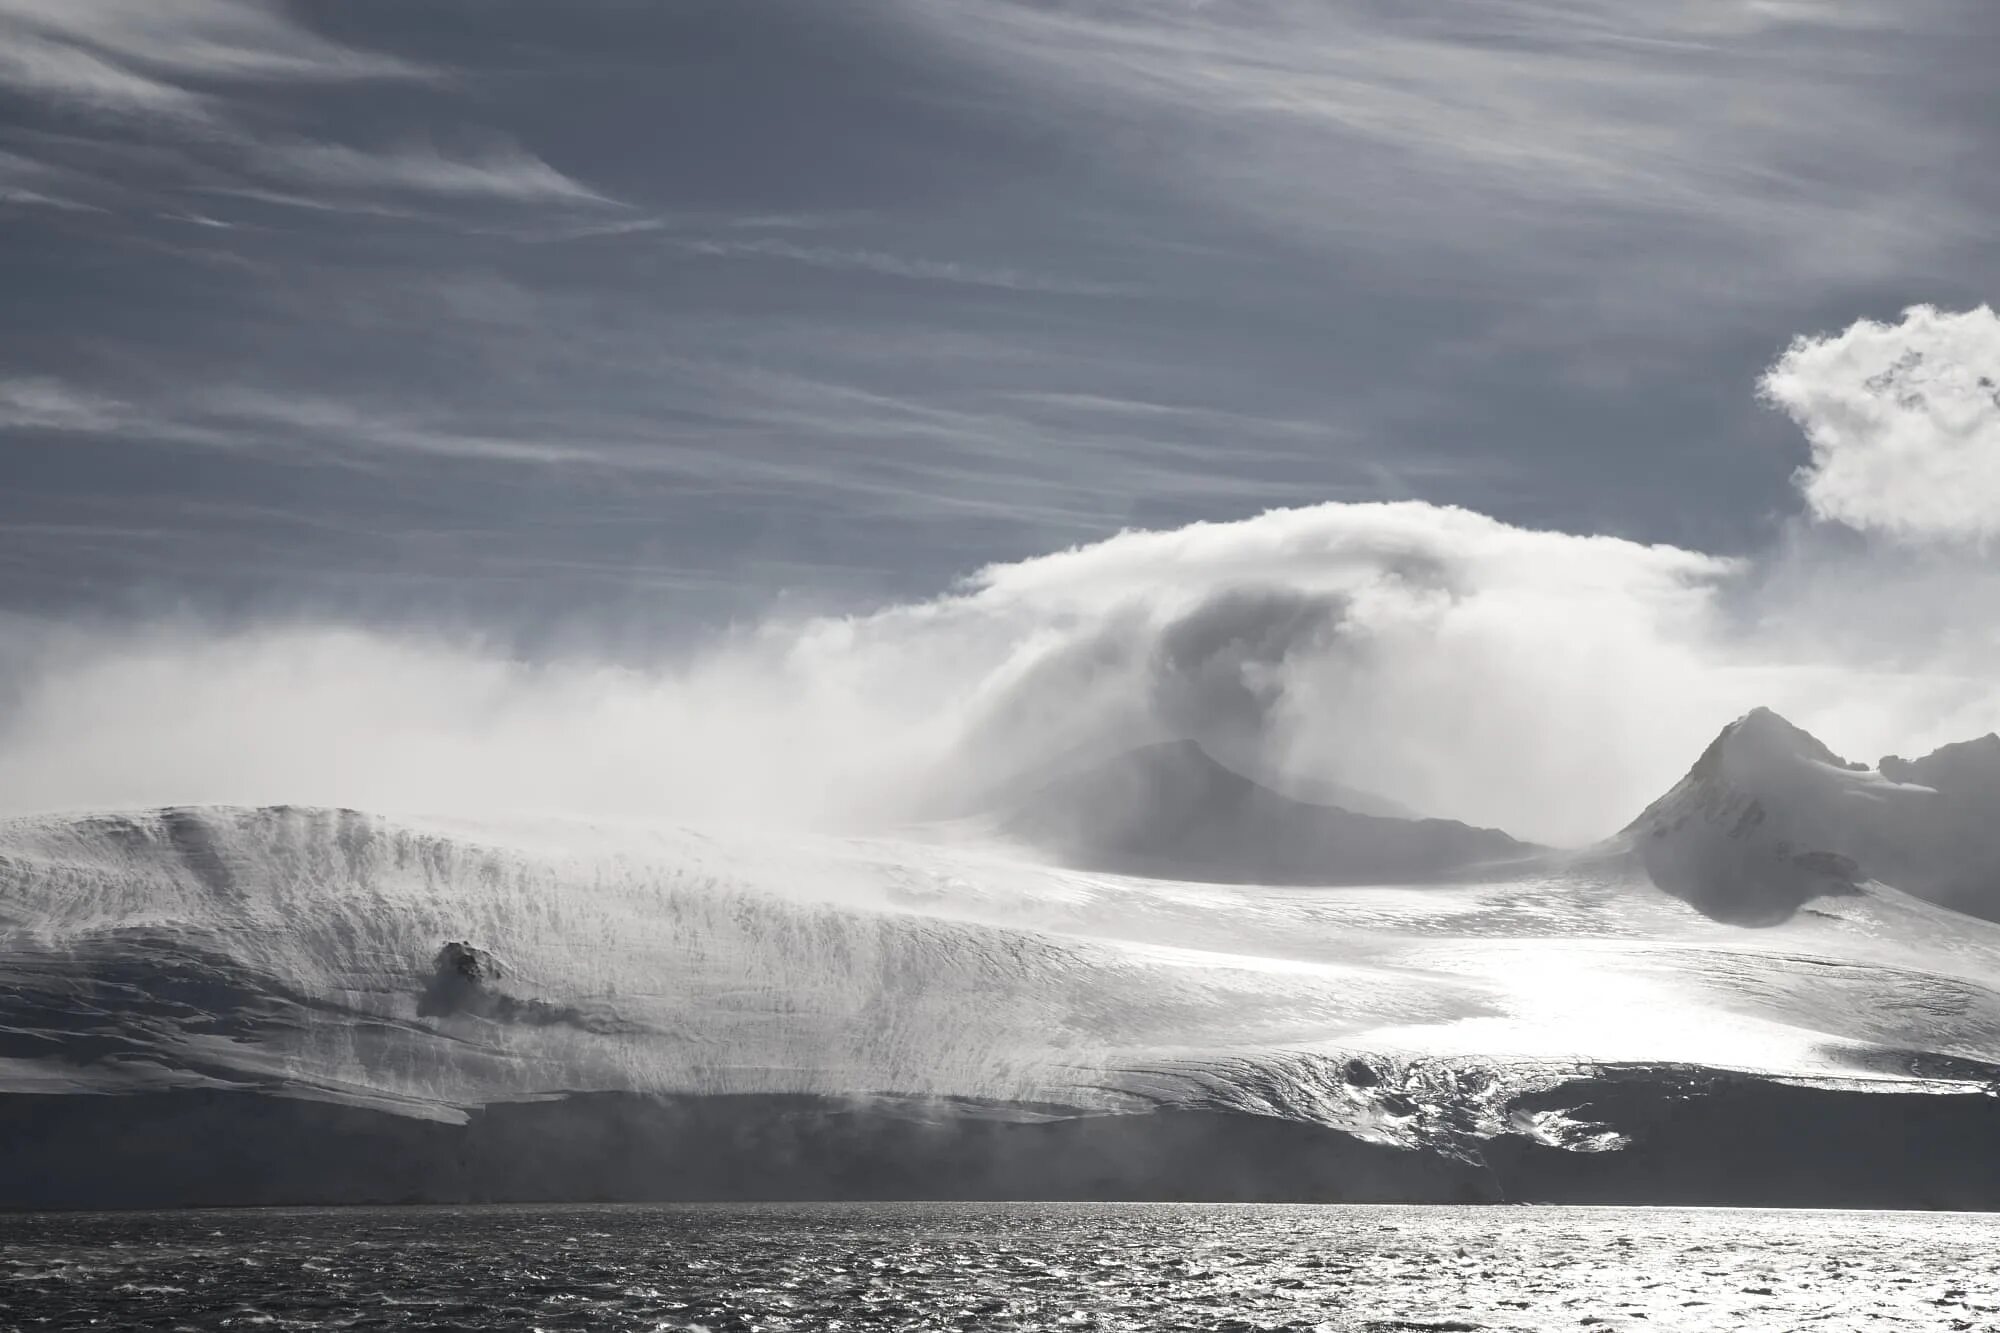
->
1;1202;1991;1331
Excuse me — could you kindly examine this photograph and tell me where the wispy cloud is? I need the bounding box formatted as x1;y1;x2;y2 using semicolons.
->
1;378;766;478
0;355;1366;537
259;141;614;205
0;32;208;118
0;184;93;210
0;0;426;86
0;378;130;433
897;0;1980;295
0;0;612;219
188;184;425;220
0;148;102;210
673;236;1122;295
0;378;246;447
190;389;633;467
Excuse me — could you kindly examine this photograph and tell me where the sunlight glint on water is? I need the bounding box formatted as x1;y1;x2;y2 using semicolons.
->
2;1202;1993;1331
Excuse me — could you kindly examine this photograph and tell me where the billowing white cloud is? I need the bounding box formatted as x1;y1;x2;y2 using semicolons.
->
7;307;2000;848
897;503;1763;844
0;499;1904;848
1762;305;2000;544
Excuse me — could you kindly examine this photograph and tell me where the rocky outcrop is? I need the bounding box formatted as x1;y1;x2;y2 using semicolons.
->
418;940;631;1033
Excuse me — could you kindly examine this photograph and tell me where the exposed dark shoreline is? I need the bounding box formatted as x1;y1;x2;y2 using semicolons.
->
6;1068;2000;1211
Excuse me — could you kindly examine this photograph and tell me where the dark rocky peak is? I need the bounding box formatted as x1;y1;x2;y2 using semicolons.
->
1880;732;2000;792
1005;738;1537;886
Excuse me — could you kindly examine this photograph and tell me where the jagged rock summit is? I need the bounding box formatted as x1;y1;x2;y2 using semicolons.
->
1625;706;2000;925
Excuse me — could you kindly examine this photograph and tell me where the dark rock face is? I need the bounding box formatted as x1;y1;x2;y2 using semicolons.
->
1484;1068;2000;1210
438;940;499;984
1871;733;2000;919
0;1092;1498;1209
1006;739;1536;886
416;941;636;1033
1881;732;2000;791
418;941;500;1017
5;1072;2000;1209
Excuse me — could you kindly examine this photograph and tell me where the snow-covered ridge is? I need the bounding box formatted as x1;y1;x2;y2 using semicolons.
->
6;707;2000;1140
1624;706;2000;924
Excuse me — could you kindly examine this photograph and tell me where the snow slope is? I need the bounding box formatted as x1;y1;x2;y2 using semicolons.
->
1626;707;2000;924
5;712;2000;1150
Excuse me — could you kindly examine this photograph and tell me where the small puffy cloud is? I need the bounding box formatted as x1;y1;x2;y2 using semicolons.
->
1762;304;2000;544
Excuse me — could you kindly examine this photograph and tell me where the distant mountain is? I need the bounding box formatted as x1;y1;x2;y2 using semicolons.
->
1003;738;1538;885
1623;706;2000;924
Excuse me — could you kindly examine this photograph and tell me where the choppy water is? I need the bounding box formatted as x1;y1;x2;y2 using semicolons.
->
0;1203;1993;1331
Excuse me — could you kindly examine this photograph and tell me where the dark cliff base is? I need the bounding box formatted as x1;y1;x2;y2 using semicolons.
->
5;1070;1999;1210
0;1091;1491;1210
1485;1068;2000;1209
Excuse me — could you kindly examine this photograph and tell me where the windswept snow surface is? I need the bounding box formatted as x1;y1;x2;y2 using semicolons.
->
6;727;2000;1144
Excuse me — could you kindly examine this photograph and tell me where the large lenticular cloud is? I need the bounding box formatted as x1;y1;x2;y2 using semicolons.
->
915;503;1749;844
1;310;1997;847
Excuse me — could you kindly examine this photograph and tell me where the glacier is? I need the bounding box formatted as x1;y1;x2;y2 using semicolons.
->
5;708;2000;1206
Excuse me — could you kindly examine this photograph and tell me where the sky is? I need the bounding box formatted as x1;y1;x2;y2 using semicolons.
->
2;0;1998;842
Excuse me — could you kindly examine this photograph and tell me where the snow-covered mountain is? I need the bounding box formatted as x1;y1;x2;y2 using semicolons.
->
1625;707;2000;924
4;710;2000;1205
